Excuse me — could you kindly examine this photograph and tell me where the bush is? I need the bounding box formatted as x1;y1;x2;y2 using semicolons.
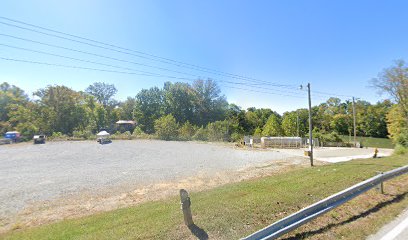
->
207;120;229;142
313;131;343;144
394;144;408;155
72;130;93;140
131;126;151;139
230;132;243;142
395;128;408;147
154;114;179;141
111;131;132;140
49;132;69;141
179;121;195;141
193;127;208;141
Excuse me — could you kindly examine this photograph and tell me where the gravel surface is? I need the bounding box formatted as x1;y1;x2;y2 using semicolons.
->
0;140;392;231
0;140;295;219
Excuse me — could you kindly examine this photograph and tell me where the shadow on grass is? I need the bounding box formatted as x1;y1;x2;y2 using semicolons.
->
188;224;208;240
282;191;408;240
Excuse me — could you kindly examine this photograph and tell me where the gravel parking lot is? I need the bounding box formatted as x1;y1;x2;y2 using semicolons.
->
0;140;392;231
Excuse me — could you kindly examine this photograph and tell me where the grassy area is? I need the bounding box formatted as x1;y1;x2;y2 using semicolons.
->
2;154;408;240
340;135;394;149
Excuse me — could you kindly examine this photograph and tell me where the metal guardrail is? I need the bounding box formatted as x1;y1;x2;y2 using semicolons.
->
243;165;408;240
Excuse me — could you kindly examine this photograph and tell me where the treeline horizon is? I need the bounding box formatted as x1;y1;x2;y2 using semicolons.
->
0;79;393;142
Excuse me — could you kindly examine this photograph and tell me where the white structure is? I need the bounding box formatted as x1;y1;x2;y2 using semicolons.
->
261;137;302;148
96;131;111;144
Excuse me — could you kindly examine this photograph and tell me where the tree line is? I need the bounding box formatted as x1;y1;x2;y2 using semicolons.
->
0;77;397;143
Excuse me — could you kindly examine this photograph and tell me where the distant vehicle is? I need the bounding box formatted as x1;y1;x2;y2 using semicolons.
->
96;131;111;144
33;135;46;144
4;131;21;143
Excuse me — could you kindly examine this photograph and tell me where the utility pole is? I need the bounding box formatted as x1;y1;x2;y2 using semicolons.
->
307;83;313;166
296;110;299;137
352;97;357;147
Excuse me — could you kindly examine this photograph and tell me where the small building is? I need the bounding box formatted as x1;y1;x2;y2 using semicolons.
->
115;120;136;133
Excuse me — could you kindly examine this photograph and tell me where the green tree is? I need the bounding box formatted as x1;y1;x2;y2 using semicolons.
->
387;104;407;142
119;97;137;120
0;82;28;133
94;104;108;131
330;114;352;135
85;82;117;107
134;87;164;133
281;112;298;136
7;102;40;140
372;60;408;124
262;114;282;136
192;79;228;126
34;85;86;135
154;114;179;140
163;82;195;123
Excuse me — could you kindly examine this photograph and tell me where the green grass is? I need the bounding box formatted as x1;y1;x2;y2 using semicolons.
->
339;135;394;149
2;154;408;240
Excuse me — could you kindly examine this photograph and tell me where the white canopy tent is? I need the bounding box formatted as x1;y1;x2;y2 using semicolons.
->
96;131;110;137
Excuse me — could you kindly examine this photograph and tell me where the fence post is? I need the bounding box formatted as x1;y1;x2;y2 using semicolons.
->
180;189;194;226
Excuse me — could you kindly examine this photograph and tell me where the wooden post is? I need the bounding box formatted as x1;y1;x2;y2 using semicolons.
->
180;189;194;226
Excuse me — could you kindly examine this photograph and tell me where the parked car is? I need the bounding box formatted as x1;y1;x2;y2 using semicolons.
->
33;135;46;144
4;131;21;143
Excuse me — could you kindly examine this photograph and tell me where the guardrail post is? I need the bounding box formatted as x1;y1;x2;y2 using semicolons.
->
180;189;194;226
376;171;384;194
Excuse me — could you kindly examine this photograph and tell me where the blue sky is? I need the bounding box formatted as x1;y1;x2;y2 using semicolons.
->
1;0;407;113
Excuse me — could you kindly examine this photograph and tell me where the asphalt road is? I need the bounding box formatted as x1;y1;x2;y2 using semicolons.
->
367;208;408;240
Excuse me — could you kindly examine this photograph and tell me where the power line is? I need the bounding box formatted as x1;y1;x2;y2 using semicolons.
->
0;40;304;95
0;31;297;92
0;16;354;100
0;56;305;99
0;17;298;89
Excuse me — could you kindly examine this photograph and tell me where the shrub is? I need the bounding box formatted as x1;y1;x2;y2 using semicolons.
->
154;114;179;141
73;130;93;140
179;121;195;141
207;120;229;142
313;131;343;143
230;132;243;142
111;131;132;140
394;144;408;155
131;126;152;139
49;132;69;141
193;127;208;141
395;128;408;147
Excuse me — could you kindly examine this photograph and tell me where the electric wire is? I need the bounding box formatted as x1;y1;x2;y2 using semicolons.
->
0;19;298;89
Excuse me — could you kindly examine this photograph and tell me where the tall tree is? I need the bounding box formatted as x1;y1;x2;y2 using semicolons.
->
85;82;117;107
281;112;298;136
34;85;86;135
372;60;408;124
163;82;195;123
192;79;228;126
0;82;28;133
134;87;164;133
262;114;282;136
